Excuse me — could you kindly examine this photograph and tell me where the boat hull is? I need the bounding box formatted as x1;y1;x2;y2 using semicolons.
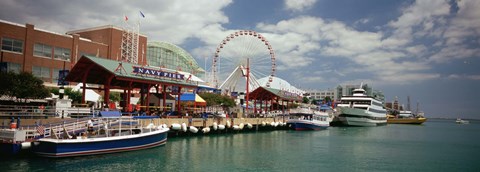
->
337;107;387;127
387;118;427;124
287;120;329;131
32;129;168;158
0;142;22;155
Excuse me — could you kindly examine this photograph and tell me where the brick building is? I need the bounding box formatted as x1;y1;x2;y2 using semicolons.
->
0;19;147;87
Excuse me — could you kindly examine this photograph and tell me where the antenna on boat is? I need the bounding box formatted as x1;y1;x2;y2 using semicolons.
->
359;82;363;89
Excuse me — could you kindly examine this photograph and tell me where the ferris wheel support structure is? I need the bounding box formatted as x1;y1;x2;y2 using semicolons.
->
212;30;276;94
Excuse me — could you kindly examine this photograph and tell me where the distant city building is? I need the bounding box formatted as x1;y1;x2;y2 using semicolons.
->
146;41;205;79
306;83;385;103
335;84;385;103
305;89;336;101
0;19;147;87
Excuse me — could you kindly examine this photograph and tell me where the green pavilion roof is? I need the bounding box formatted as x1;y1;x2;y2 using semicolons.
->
65;55;198;88
249;86;303;102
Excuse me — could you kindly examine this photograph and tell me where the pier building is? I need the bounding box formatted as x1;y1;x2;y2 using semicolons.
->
147;41;206;80
0;19;147;87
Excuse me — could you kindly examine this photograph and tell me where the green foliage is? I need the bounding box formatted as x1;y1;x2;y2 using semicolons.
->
49;87;82;103
66;88;82;103
324;96;332;103
0;71;50;99
0;71;14;96
302;97;310;104
198;92;235;107
109;92;121;102
311;99;318;105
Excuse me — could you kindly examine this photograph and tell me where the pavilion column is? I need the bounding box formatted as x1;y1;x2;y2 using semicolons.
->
123;89;127;111
270;99;273;112
253;99;257;116
194;101;197;113
156;85;160;109
177;86;182;115
127;81;132;110
163;85;167;113
146;84;151;115
81;65;93;104
264;100;268;113
281;99;285;122
82;81;86;104
103;75;114;108
140;84;145;111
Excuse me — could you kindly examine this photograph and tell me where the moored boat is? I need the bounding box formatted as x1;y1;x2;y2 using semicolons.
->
336;86;387;127
287;107;330;130
32;117;169;158
387;115;427;124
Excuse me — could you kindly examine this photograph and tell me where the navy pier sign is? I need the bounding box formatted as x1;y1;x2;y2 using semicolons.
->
132;66;185;80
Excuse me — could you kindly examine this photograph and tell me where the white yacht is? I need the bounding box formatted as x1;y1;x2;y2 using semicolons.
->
336;87;387;126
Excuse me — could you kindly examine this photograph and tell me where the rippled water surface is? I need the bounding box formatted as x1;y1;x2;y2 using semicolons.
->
2;119;479;171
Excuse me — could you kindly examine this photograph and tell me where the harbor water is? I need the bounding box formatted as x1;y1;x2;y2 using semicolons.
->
1;119;479;171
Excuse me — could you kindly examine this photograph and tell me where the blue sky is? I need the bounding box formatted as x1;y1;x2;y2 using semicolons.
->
1;0;479;119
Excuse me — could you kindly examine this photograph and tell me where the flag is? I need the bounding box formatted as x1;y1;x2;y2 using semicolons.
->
140;11;145;18
37;125;45;135
125;15;129;21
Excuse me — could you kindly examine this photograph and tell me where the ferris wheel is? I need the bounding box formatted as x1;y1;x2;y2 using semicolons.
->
212;30;276;93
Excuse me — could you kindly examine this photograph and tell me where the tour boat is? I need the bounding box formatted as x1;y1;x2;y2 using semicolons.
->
336;86;387;127
387;111;427;124
287;107;330;130
32;117;169;158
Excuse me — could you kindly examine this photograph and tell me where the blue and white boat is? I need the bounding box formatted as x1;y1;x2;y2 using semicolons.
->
32;117;169;158
287;107;330;130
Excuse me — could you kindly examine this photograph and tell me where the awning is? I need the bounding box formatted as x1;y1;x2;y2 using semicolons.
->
178;93;207;106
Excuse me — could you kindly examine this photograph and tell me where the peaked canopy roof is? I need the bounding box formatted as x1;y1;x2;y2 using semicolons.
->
248;87;303;102
65;55;198;89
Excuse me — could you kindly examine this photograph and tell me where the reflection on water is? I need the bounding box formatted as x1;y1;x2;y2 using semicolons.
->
2;120;480;171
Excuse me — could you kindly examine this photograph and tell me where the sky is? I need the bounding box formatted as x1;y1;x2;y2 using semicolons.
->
1;0;479;119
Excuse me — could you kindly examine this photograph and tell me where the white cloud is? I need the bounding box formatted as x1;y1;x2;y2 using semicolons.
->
255;12;445;85
427;0;480;63
0;0;233;45
447;74;480;80
284;0;317;12
386;0;450;46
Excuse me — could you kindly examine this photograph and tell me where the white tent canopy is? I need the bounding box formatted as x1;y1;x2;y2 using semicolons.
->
258;76;305;95
73;83;100;102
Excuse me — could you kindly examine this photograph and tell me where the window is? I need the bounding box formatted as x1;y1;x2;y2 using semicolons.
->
34;43;52;58
32;66;51;82
52;68;61;84
54;47;71;61
1;62;22;73
1;37;24;53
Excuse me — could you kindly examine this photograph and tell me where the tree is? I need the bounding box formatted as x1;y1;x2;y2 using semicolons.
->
198;92;235;107
49;87;82;103
302;97;309;104
324;96;332;103
0;71;50;100
0;71;14;96
109;92;121;102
